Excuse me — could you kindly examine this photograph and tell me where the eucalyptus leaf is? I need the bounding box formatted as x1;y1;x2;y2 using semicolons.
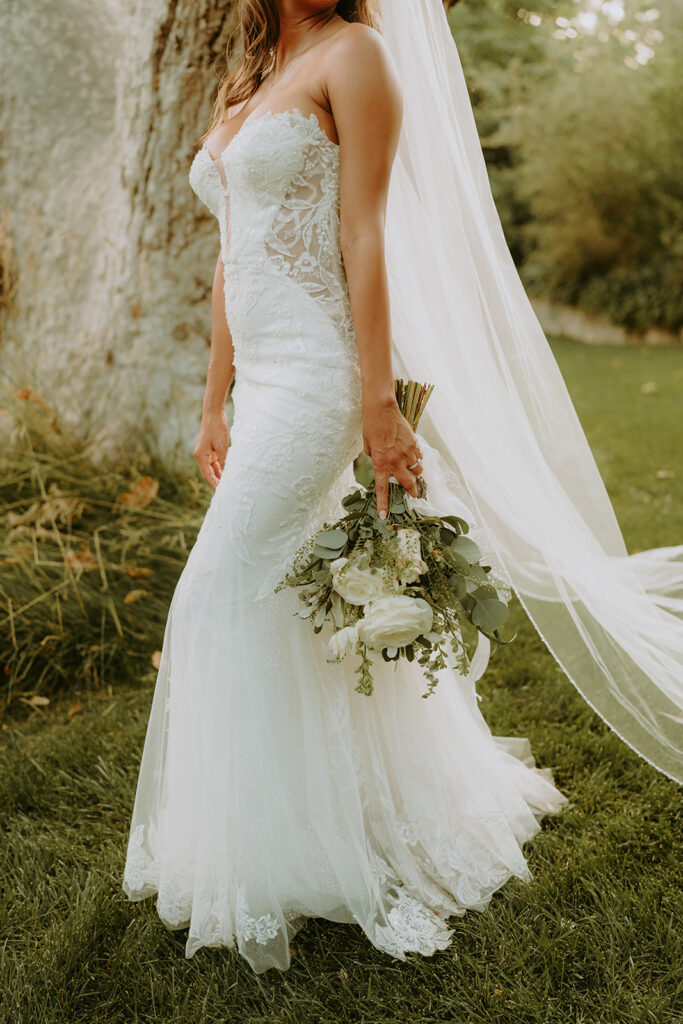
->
472;597;509;633
439;526;456;546
448;573;468;599
313;546;338;561
459;619;479;648
443;515;469;534
342;491;364;509
452;535;481;563
442;547;470;573
353;452;376;489
315;529;348;550
313;605;327;628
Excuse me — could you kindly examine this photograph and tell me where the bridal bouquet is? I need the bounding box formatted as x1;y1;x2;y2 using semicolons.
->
276;381;512;697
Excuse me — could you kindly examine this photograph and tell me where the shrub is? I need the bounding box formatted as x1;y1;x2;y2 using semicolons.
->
514;12;683;334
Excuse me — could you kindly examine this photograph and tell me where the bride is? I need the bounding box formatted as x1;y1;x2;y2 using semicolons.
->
122;0;683;974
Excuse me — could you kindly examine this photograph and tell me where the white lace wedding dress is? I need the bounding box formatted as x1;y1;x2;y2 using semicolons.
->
122;108;570;974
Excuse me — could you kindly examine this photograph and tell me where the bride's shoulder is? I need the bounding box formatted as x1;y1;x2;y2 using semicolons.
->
326;20;398;91
327;19;392;67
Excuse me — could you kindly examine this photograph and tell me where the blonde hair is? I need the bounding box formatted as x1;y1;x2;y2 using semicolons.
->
202;0;378;141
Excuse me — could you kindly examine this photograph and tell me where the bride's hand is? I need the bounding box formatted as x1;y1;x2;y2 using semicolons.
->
362;397;424;518
193;410;230;490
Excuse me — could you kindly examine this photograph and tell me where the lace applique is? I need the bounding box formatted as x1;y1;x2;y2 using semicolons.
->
395;819;422;846
190;110;355;353
157;884;192;930
123;824;155;895
393;809;530;908
188;149;225;222
124;823;193;927
236;887;281;945
381;891;453;958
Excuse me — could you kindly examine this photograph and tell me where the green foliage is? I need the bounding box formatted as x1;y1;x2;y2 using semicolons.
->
450;0;574;265
451;0;683;334
517;17;683;332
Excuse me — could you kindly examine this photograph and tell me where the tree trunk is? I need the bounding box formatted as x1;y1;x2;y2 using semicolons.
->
1;0;234;461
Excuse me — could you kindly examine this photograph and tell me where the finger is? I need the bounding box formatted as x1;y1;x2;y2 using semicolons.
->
200;455;220;489
395;467;419;497
408;459;424;477
215;440;229;469
209;452;223;479
375;469;390;519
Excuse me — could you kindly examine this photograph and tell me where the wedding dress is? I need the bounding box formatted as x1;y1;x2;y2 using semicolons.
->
122;108;570;974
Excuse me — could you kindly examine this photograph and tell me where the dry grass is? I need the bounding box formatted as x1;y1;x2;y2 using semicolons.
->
0;392;208;721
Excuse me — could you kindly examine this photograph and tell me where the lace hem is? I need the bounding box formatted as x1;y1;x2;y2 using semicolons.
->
122;813;557;964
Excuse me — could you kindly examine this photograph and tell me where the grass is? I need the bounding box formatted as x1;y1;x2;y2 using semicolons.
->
0;393;208;716
0;339;682;1024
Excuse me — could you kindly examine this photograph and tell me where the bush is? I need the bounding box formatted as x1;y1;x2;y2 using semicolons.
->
452;0;683;335
514;12;683;333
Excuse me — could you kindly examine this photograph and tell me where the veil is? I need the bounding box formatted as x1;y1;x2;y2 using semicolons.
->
375;0;683;784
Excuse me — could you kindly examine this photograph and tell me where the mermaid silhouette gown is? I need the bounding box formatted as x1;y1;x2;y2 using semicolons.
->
122;109;569;974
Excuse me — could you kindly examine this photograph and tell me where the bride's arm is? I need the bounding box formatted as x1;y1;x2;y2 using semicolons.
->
326;25;423;519
193;251;235;489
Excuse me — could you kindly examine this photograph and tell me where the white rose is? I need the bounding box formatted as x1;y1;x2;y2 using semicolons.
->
395;528;429;585
329;558;386;606
358;594;433;651
326;624;359;662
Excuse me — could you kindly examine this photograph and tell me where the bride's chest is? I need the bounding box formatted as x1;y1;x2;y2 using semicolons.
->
189;111;340;221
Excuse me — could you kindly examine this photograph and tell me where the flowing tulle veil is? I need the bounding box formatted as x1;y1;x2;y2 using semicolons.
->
376;0;683;783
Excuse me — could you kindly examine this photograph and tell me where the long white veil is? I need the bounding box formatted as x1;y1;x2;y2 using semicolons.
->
376;0;683;783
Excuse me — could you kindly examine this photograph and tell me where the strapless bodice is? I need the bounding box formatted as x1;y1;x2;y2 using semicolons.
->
189;109;355;350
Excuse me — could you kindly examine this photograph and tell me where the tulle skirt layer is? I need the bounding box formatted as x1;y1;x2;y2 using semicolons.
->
122;309;569;974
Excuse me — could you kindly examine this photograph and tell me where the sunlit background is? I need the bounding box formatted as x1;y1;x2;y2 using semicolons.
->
0;0;680;457
450;0;681;339
1;2;682;1019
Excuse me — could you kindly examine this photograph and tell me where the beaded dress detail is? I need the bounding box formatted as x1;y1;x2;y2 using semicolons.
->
122;109;569;974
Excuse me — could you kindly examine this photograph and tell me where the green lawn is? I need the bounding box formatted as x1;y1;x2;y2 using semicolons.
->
1;339;681;1024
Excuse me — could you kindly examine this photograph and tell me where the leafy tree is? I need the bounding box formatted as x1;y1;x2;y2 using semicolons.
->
450;0;683;333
